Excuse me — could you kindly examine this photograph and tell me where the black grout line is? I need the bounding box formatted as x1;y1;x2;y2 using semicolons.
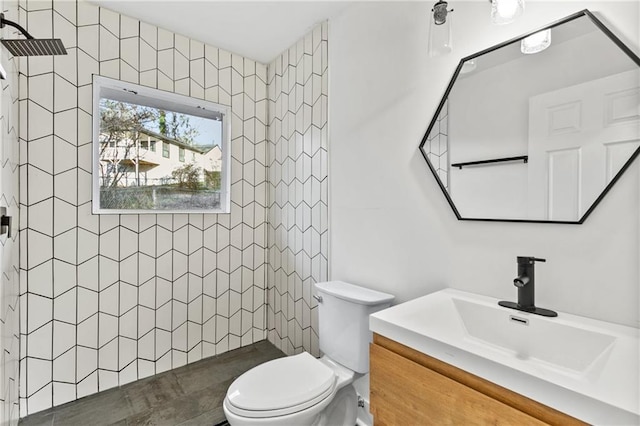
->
22;1;31;415
49;0;56;410
95;3;103;399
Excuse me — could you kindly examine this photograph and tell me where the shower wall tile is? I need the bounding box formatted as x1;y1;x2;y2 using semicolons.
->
19;0;267;416
266;23;328;357
0;0;21;423
14;2;330;420
426;99;449;188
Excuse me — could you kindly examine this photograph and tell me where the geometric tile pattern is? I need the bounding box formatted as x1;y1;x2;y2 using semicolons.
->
18;0;268;416
0;0;21;424
266;23;328;357
425;99;449;188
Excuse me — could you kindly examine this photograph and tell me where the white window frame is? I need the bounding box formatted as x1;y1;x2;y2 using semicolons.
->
92;75;231;214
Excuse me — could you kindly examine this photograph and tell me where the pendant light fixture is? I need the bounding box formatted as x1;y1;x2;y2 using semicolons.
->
521;29;551;54
429;1;454;57
432;0;451;25
490;0;524;25
460;59;477;74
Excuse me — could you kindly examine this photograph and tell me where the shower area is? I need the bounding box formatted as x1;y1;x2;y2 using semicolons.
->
0;0;329;422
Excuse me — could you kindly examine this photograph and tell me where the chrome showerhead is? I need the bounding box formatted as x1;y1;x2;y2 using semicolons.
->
0;13;67;56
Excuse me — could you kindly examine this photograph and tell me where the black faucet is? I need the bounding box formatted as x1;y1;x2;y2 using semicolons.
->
498;257;557;317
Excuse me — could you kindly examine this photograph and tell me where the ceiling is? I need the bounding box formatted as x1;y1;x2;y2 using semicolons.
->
88;1;353;64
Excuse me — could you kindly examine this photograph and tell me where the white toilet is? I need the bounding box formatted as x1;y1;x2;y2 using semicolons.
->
223;281;394;426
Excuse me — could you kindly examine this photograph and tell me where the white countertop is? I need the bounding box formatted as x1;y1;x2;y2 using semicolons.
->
369;289;639;425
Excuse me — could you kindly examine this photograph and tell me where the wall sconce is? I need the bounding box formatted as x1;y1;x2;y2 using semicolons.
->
432;0;452;25
429;0;454;57
521;29;551;54
490;0;524;25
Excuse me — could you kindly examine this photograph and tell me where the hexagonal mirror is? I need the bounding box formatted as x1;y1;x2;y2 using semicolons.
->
419;10;640;224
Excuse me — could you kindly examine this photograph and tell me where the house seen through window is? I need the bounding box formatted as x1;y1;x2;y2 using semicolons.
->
93;76;231;213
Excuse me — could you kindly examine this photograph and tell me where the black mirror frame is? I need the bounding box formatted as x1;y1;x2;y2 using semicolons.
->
418;9;640;225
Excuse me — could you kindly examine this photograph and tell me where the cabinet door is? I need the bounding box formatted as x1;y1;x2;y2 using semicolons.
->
370;343;546;426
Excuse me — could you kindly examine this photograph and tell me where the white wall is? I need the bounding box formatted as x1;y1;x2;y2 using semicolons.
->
329;1;640;328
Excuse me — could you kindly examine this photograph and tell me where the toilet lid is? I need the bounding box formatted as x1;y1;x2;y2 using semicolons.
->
225;352;336;418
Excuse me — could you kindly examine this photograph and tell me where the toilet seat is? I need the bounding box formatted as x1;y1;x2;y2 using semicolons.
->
225;352;337;419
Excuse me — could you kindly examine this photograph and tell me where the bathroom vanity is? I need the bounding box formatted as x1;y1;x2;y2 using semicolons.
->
369;289;640;425
370;334;582;425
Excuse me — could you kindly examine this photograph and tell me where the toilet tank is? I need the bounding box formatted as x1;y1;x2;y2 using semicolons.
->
315;281;394;374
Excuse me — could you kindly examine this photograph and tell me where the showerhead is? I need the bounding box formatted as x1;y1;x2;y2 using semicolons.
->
0;13;67;56
1;38;67;56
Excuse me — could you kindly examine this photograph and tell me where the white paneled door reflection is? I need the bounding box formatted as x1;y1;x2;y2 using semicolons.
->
528;69;640;221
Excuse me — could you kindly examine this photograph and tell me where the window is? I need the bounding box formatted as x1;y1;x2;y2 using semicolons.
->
93;75;231;214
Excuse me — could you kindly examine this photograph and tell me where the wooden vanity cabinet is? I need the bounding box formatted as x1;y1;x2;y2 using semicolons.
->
370;334;587;426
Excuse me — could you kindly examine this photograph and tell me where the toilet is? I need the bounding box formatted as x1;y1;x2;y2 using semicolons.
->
223;281;394;426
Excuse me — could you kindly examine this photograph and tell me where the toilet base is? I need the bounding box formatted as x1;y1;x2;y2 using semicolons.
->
314;385;358;426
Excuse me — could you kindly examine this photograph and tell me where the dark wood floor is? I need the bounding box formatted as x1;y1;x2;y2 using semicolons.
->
19;341;285;426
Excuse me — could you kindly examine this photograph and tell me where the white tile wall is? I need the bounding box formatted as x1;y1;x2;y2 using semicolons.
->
19;0;268;415
266;23;329;356
0;1;21;424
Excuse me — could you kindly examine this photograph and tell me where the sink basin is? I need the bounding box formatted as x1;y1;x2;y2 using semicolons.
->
453;298;615;375
370;288;639;425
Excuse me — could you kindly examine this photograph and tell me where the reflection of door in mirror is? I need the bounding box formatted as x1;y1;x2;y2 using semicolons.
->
528;69;640;221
